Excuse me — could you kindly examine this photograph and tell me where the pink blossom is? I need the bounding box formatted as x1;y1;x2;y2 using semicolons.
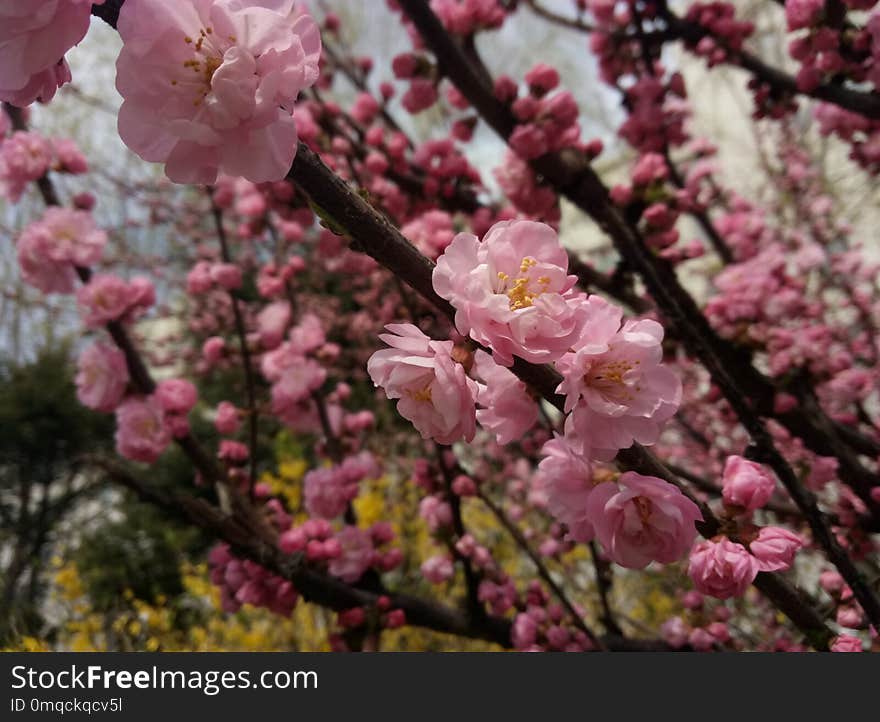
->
116;0;321;183
433;220;584;366
401;210;455;260
419;496;454;532
721;455;776;512
430;0;505;34
214;401;241;435
75;342;130;413
533;435;597;542
512;613;539;649
688;538;759;599
289;313;325;353
830;635;863;652
660;617;690;647
472;350;538;444
367;324;478;445
785;0;823;30
1;131;54;202
586;472;702;569
836;606;863;628
749;526;803;572
76;274;152;328
525;63;560;93
2;61;72;108
303;468;358;519
303;460;364;519
494;151;559;221
269;357;326;421
256;301;291;350
202;336;226;364
16;208;106;294
187;262;213;295
210;263;242;291
52;138;89;174
401;78;439;113
0;1;103;106
327;527;374;583
115;396;172;463
421;555;455;584
155;379;199;415
557;295;681;460
218;439;248;462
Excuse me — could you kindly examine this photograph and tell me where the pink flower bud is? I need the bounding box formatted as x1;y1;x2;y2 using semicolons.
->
721;455;776;512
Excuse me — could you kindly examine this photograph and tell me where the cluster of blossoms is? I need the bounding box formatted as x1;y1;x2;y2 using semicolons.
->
609;152;708;261
209;543;299;615
304;452;380;519
585;0;691;153
370;219;700;571
1;129;89;202
279;517;401;584
390;0;507;114
684;2;755;66
689;457;804;598
16;207;105;293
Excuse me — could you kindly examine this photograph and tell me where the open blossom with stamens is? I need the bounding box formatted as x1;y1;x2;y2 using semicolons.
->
0;1;104;106
16;208;107;294
433;220;585;366
585;472;702;569
115;0;321;184
367;324;478;444
557;295;681;460
472;350;538;444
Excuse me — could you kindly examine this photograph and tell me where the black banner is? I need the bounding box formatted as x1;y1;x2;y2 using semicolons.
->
0;652;869;720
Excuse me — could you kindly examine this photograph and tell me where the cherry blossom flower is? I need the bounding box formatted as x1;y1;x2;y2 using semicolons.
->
0;0;104;106
433;220;584;366
557;296;681;459
721;455;776;512
16;208;107;294
115;396;173;463
533;435;598;543
76;274;154;328
749;526;803;572
155;379;199;415
214;401;241;435
830;635;863;652
472;350;538;444
585;472;702;569
75;342;130;413
304;453;379;520
688;538;759;599
115;0;321;183
367;324;478;444
1;132;55;202
327;526;374;583
421;555;455;584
